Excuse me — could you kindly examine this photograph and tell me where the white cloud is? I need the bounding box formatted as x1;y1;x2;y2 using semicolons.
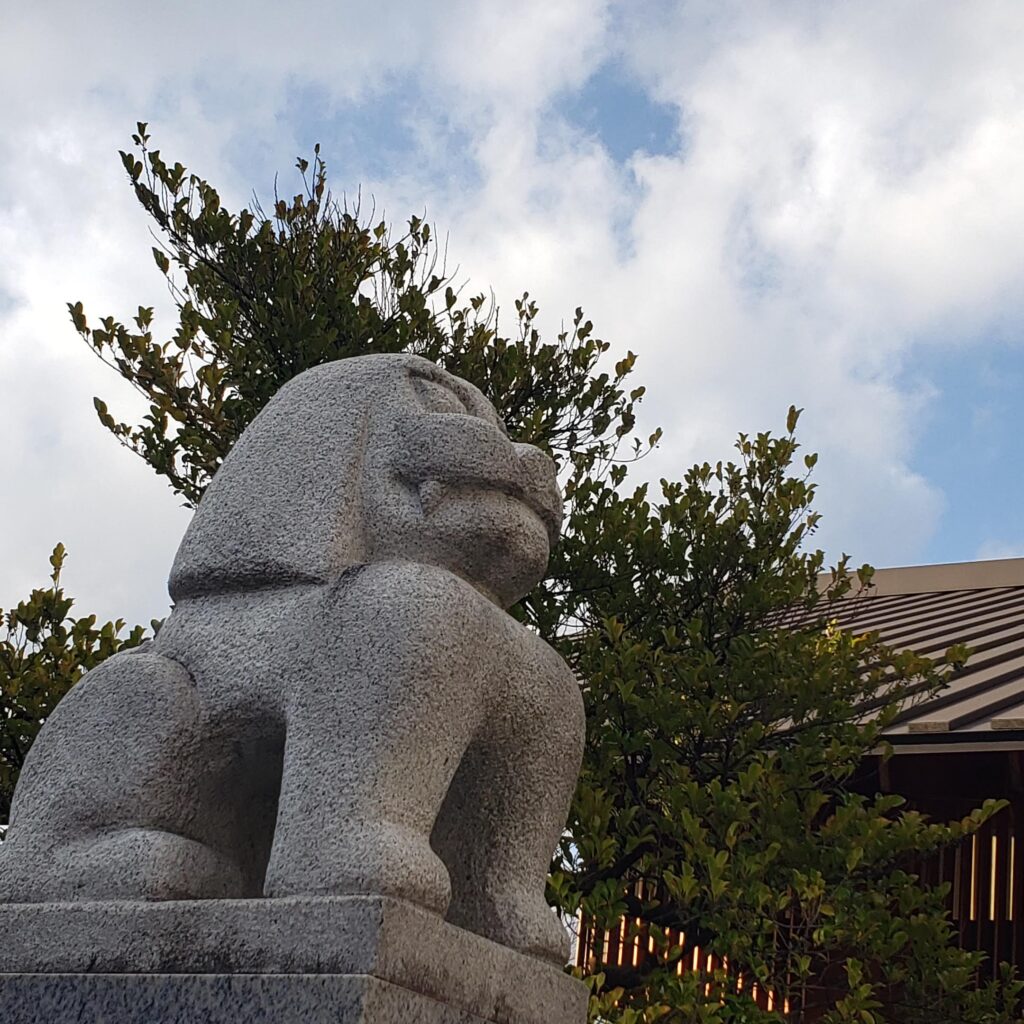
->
2;0;1023;624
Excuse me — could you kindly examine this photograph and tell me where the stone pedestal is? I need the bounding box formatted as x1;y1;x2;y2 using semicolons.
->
0;896;587;1024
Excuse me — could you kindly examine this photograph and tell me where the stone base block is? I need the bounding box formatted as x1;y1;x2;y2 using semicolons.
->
0;896;586;1024
0;973;504;1023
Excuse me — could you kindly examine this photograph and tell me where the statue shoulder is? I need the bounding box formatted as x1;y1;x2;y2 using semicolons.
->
321;561;503;634
521;626;581;693
318;562;577;686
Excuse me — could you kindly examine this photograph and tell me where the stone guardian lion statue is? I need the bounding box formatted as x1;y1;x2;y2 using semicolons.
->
0;354;585;966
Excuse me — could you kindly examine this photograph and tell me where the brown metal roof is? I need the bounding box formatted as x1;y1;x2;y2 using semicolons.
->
820;558;1024;751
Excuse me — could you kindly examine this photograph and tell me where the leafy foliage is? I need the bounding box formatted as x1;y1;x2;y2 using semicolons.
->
0;545;148;825
550;421;1021;1022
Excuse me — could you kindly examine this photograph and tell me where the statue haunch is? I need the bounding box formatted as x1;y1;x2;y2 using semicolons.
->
0;355;585;965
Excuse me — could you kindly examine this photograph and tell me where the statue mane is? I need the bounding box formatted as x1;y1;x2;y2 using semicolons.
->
169;353;444;600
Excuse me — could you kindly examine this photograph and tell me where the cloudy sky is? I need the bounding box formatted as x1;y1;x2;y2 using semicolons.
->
2;1;1023;628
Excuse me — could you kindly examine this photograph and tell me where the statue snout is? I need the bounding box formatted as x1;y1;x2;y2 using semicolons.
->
511;444;562;546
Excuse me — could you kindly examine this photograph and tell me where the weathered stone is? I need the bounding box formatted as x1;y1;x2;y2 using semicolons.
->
0;355;588;1021
0;975;505;1024
0;896;586;1024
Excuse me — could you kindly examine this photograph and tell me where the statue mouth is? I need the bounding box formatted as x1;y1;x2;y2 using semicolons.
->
508;487;562;546
418;480;562;546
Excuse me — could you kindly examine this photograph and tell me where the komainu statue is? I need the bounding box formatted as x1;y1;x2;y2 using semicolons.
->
0;354;585;967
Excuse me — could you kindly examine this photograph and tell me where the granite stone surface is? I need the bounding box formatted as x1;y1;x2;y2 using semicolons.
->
0;897;585;1024
0;355;588;1022
0;974;499;1024
0;895;586;1024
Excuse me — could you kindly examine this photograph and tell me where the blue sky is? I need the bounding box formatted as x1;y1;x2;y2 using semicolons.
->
2;1;1023;626
557;62;682;164
913;338;1024;562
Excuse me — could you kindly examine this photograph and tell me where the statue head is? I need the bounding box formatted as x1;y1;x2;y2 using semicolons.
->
169;354;562;608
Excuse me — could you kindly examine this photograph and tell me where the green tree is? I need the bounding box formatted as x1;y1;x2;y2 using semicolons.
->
550;420;1020;1022
70;124;653;638
0;545;147;824
4;128;1019;1020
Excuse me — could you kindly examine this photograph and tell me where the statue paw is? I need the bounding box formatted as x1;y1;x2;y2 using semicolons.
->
451;888;570;965
264;820;452;914
68;828;245;901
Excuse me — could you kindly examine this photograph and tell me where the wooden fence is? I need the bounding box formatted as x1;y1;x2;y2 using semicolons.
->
574;879;788;1015
574;807;1022;1015
915;805;1024;978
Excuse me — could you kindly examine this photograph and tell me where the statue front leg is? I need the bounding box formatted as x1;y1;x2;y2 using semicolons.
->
433;654;585;964
263;577;488;913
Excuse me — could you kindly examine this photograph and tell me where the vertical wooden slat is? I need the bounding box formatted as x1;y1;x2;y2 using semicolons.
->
993;824;1011;977
975;829;995;970
940;843;955;905
956;836;975;947
604;921;618;970
951;838;962;933
1012;828;1024;967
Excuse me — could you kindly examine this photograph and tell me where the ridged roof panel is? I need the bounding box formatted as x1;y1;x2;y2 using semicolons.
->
820;559;1024;745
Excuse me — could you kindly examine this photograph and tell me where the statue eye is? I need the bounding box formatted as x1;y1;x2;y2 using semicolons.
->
414;377;470;415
